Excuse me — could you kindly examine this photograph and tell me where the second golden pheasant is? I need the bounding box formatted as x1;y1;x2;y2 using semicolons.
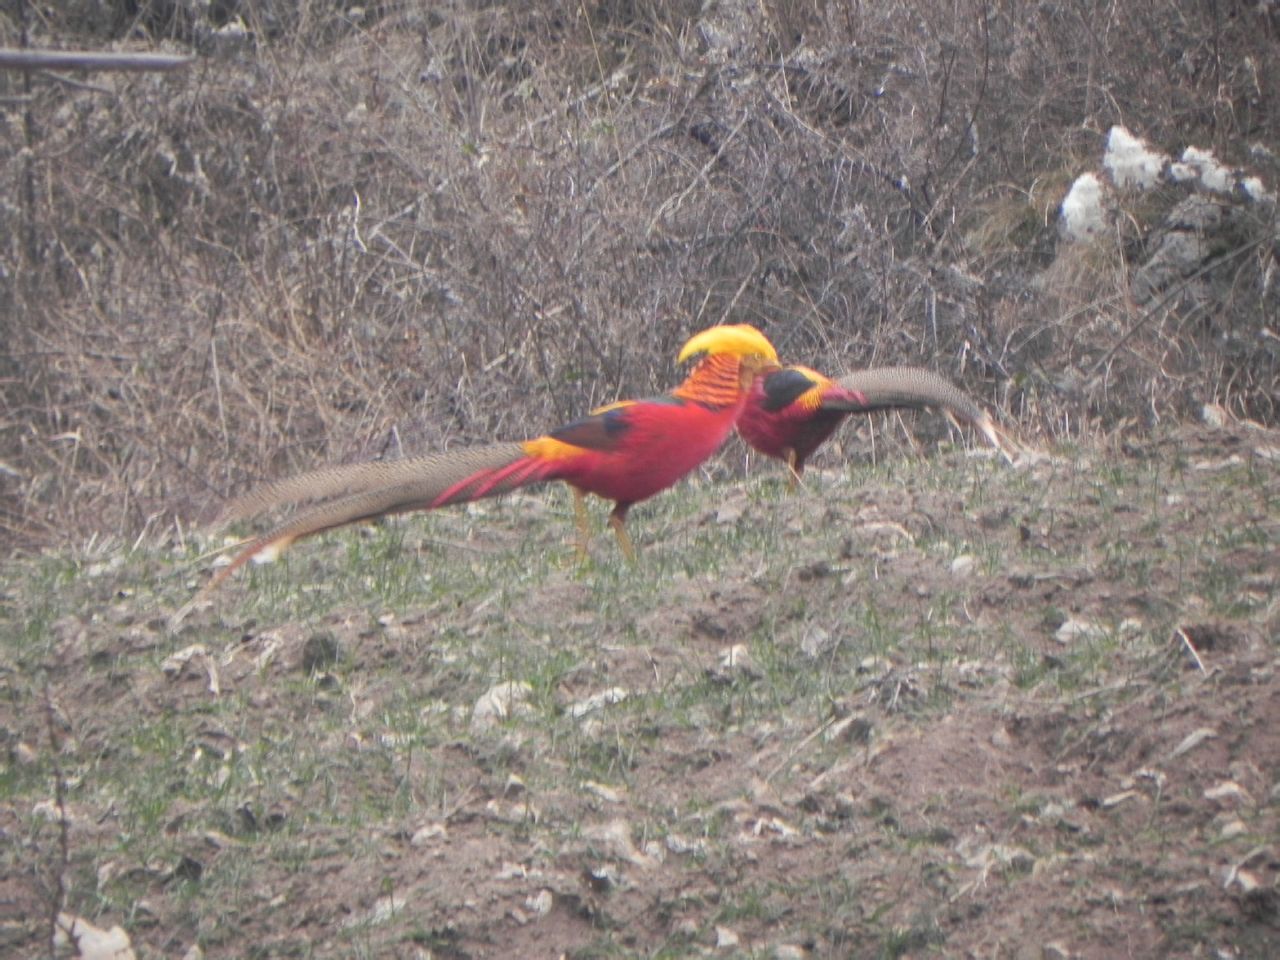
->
737;364;1010;480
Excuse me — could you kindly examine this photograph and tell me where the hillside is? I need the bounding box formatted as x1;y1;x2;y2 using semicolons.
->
3;421;1278;956
2;0;1278;546
1;3;1278;957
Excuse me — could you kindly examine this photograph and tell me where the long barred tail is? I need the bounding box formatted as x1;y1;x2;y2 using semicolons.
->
836;367;1014;462
182;442;553;615
215;442;529;527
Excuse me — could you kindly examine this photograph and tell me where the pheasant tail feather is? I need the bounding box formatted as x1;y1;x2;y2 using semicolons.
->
179;442;548;621
836;367;1014;461
216;443;528;526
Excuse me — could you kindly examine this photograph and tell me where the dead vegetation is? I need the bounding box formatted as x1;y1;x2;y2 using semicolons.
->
1;0;1278;549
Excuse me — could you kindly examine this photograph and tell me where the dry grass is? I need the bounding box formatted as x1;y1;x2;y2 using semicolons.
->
1;0;1278;550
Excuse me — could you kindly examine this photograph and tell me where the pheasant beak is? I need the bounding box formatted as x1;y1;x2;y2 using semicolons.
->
738;353;782;389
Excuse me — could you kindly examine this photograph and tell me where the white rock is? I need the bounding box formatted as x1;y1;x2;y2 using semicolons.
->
54;913;136;960
1102;789;1140;808
1180;146;1235;194
1241;175;1274;204
1060;173;1108;241
1104;125;1167;189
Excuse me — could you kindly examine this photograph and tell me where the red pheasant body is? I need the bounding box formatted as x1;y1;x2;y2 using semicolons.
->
434;354;754;512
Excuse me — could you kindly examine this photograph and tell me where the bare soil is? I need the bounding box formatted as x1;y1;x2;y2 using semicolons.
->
2;422;1278;958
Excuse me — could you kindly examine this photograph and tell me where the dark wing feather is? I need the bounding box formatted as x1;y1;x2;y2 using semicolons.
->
547;405;636;453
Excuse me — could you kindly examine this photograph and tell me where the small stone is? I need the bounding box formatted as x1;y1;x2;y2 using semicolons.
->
364;894;406;926
582;781;623;804
1201;403;1230;428
471;681;535;732
584;819;657;868
584;864;619;891
410;823;447;847
1054;619;1104;644
800;626;833;658
32;799;71;824
706;644;761;683
54;913;136;960
161;643;209;676
1169;728;1217;759
665;833;708;856
1228;868;1262;894
950;554;977;576
1204;781;1252;806
858;656;893;675
485;799;540;824
526;889;553;917
715;925;741;949
672;917;700;939
719;644;757;674
1101;789;1139;809
1219;818;1248;839
569;687;629;719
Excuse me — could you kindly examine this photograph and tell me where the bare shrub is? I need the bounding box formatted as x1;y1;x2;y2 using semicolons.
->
1;0;1277;549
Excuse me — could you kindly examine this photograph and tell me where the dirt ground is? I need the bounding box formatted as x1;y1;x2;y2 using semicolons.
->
2;421;1278;958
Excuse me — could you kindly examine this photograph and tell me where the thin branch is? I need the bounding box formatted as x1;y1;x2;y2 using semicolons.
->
0;49;194;72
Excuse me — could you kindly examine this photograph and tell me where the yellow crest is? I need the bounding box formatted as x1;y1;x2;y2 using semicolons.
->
677;324;779;365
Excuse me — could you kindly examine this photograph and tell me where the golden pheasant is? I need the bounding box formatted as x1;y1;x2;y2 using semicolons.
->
198;324;780;594
737;364;1008;480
